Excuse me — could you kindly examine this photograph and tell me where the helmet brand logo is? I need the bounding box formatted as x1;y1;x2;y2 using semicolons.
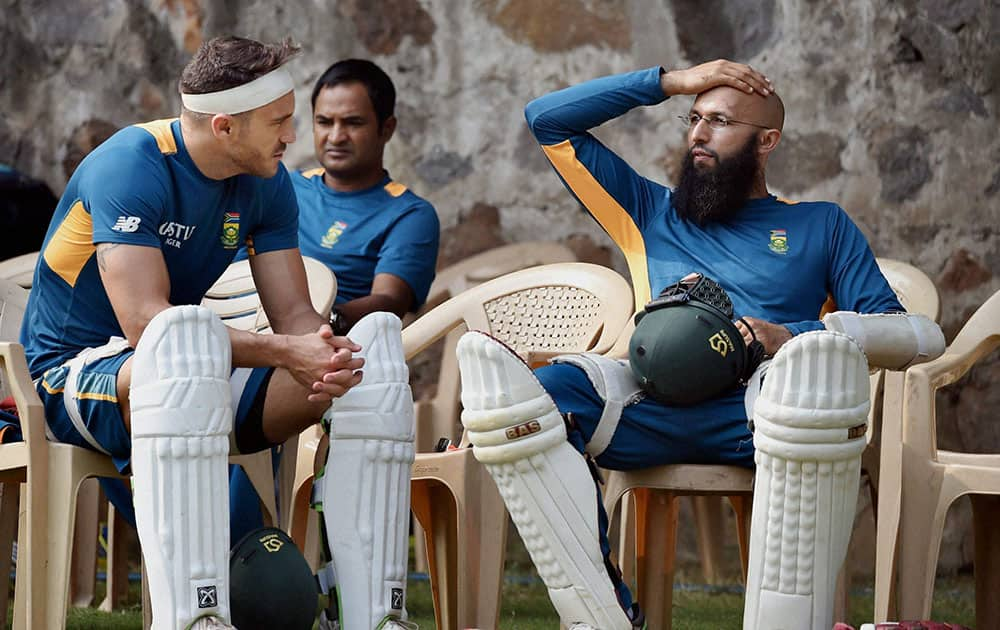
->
506;420;542;440
708;330;735;357
259;532;285;553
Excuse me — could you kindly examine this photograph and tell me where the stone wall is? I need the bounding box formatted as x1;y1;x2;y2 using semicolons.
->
2;0;997;573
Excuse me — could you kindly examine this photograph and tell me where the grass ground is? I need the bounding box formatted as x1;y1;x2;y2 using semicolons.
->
6;566;979;629
4;516;980;629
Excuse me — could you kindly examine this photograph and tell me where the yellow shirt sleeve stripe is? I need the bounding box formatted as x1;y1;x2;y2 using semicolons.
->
301;167;325;179
42;200;95;288
541;140;651;310
133;119;179;155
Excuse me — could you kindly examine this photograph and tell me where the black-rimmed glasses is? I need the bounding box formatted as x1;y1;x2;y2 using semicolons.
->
678;113;771;131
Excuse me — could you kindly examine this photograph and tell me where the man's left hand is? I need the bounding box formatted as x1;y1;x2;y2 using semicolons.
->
735;317;792;357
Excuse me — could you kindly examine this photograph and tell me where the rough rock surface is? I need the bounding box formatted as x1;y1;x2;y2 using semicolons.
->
3;0;998;575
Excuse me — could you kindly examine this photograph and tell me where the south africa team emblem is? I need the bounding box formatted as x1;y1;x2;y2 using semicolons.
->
221;211;241;249
321;221;348;249
768;229;788;254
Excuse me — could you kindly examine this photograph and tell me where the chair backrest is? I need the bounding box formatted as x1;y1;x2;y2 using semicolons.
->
402;262;633;367
416;241;577;317
403;262;632;448
0;279;28;342
201;256;337;332
0;279;30;399
0;252;39;289
875;257;940;322
407;242;579;444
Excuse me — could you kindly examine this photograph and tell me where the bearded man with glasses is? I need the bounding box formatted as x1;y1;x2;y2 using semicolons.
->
448;59;945;630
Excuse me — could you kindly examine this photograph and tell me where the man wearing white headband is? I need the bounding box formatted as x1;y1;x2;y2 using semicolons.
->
19;35;415;629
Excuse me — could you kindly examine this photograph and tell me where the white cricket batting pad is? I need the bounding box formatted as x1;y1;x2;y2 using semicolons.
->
322;312;414;629
743;330;870;630
822;311;944;370
457;331;632;630
130;305;234;629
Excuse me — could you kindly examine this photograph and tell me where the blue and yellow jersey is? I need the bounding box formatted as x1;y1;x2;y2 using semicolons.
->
290;169;439;309
21;118;299;377
525;67;903;327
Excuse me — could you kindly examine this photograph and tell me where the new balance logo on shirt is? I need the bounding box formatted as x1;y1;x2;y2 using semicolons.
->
112;216;141;233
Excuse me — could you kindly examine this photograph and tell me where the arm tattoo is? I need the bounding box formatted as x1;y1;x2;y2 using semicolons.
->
96;243;122;272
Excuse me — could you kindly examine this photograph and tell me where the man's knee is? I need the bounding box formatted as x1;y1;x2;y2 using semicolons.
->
232;367;325;452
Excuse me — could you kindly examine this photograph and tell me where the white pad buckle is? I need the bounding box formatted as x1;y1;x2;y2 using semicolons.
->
551;353;643;458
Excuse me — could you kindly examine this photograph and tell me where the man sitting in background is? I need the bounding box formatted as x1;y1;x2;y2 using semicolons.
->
229;58;440;546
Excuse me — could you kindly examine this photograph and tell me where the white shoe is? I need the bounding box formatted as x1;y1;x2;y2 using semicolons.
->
189;616;236;630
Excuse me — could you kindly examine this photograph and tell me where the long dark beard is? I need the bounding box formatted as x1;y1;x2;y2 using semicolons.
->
672;135;759;226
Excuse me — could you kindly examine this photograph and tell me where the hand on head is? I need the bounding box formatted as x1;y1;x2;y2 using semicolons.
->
662;59;773;97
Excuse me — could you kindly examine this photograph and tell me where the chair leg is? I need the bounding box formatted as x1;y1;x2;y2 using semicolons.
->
728;494;752;581
141;562;152;630
69;478;99;608
0;482;18;620
412;519;429;573
971;494;1000;630
456;465;506;630
691;496;725;584
14;468;50;630
873;496;901;623
634;488;678;630
99;504;133;611
301;509;321;572
45;462;86;629
896;489;948;620
12;484;28;630
833;565;849;624
288;477;312;550
410;480;456;630
618;492;637;589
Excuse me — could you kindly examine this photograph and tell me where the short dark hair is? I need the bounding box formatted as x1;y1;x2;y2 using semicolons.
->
310;59;396;126
180;36;300;95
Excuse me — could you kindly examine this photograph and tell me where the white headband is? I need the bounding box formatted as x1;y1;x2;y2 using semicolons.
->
181;66;294;115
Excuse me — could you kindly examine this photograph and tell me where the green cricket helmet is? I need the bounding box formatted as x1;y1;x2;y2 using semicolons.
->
628;274;764;406
229;527;318;630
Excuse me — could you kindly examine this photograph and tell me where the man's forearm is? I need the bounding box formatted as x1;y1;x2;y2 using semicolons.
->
227;306;326;369
336;293;409;328
524;67;668;145
229;328;295;369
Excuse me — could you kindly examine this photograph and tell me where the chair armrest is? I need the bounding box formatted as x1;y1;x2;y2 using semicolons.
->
401;299;469;361
906;335;1000;392
0;342;48;451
